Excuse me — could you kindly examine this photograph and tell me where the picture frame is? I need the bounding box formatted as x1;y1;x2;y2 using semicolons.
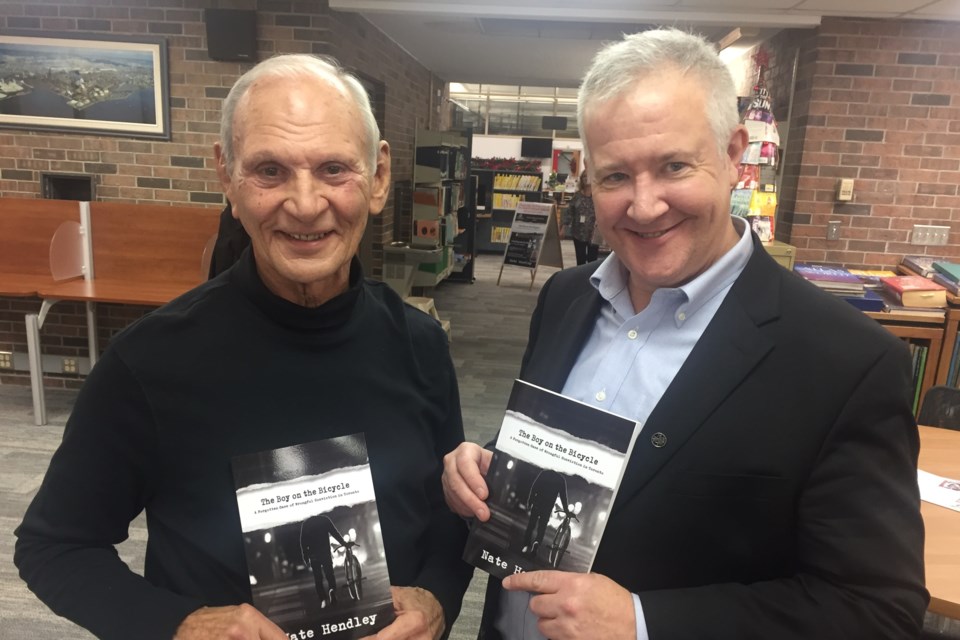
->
0;32;170;140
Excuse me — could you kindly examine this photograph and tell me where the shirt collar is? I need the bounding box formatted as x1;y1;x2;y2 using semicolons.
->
590;216;753;318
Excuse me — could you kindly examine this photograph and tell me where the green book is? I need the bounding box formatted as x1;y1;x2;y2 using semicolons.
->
932;260;960;284
913;345;928;417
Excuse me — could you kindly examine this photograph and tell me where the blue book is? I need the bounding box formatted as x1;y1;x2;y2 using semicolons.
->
842;289;886;312
793;263;864;293
932;272;960;296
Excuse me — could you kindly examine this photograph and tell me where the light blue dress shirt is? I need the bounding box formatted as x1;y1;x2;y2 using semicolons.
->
495;217;753;640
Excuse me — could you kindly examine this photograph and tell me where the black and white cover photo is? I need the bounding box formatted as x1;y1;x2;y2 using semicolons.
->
231;433;394;639
463;380;639;579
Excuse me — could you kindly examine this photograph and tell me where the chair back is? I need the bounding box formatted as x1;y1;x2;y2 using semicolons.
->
918;385;960;431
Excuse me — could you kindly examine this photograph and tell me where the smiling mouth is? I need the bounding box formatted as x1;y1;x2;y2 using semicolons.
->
636;229;669;239
287;231;332;241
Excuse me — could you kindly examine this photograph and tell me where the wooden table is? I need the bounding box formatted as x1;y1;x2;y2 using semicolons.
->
919;425;960;619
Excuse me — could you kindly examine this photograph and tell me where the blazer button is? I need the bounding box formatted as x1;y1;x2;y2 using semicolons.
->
650;432;667;448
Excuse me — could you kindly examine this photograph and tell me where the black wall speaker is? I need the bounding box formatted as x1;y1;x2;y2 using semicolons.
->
541;115;568;131
205;9;258;62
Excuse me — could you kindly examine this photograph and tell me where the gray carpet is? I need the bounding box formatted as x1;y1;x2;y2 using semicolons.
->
0;246;571;640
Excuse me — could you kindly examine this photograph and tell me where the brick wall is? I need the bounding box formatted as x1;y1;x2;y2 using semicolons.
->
0;0;444;388
781;17;960;268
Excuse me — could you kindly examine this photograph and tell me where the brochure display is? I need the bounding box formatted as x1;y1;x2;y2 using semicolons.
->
497;201;563;290
731;48;780;242
463;380;639;579
232;434;395;639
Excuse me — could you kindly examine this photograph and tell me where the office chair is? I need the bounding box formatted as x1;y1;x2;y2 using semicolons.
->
923;611;960;639
918;385;960;431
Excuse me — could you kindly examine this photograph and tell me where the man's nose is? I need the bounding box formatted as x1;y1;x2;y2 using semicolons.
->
283;175;327;218
627;176;668;222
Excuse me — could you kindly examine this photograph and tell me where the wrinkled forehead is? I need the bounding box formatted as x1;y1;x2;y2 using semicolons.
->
235;73;354;125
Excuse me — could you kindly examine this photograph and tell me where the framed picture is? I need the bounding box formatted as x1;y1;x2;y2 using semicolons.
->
0;32;170;139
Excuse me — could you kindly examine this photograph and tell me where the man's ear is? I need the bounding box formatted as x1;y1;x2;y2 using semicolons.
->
726;126;749;186
368;140;392;216
213;142;232;194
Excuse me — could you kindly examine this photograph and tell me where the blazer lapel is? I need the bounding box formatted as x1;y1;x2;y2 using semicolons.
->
528;286;602;393
613;242;783;509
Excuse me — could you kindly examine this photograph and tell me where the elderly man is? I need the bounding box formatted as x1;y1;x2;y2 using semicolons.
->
443;28;927;640
15;54;472;640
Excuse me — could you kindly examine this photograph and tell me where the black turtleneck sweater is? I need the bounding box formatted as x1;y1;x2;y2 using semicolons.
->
15;250;473;639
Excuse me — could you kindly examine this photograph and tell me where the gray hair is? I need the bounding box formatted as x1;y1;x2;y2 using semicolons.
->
577;28;739;159
219;54;380;174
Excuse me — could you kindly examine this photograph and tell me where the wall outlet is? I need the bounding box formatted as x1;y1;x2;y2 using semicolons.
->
0;351;12;369
912;224;950;246
62;357;79;374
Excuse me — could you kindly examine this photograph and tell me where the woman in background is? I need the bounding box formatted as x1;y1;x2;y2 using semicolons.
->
561;173;599;265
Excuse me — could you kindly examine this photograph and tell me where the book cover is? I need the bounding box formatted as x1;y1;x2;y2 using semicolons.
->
463;380;639;579
842;289;886;312
231;434;395;639
932;272;960;296
880;275;947;308
792;263;864;293
918;470;960;513
847;268;898;288
933;261;960;284
901;255;940;278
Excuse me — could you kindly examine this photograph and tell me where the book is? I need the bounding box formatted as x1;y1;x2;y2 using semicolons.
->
911;344;928;415
846;268;898;288
842;289;886;312
793;263;865;294
932;272;960;296
880;275;947;308
462;379;640;579
873;288;945;319
901;255;941;278
933;260;960;284
231;434;395;639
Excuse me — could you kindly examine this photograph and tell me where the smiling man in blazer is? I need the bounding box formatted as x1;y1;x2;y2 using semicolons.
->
442;28;927;640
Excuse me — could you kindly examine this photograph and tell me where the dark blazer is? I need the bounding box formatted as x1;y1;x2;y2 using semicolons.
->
479;235;927;639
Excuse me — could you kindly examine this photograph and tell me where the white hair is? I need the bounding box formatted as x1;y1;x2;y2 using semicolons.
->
577;28;740;159
219;54;380;174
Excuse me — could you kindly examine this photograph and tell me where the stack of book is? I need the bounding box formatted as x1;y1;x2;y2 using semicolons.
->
878;274;948;317
931;260;960;297
793;263;886;311
792;263;865;295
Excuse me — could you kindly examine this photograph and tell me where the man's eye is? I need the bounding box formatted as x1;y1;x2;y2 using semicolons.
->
666;162;687;173
259;165;281;178
323;164;345;176
602;173;626;184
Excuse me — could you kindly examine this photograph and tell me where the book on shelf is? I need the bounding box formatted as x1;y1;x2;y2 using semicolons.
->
879;275;947;308
909;343;929;416
948;335;960;388
463;379;639;579
231;434;395;639
931;272;960;296
900;255;941;278
842;289;886;312
846;268;898;288
792;263;865;294
932;260;960;284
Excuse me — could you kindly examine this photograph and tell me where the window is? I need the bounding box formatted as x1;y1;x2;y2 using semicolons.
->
448;83;580;138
